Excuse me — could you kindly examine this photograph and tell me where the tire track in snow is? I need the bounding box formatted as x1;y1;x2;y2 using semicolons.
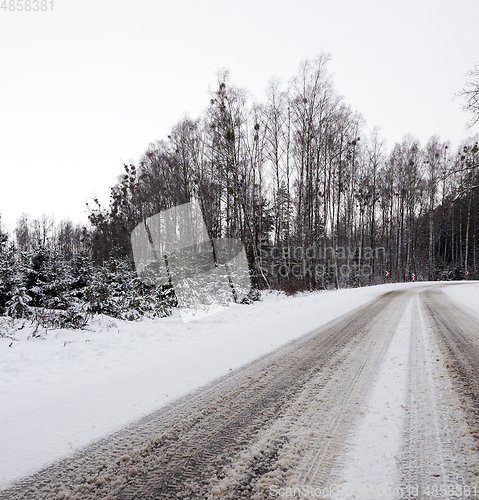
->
208;290;410;499
326;292;413;499
418;289;479;486
0;291;407;500
3;286;479;500
327;288;478;500
399;289;477;499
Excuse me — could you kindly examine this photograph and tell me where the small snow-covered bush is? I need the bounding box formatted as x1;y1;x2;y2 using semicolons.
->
6;286;32;319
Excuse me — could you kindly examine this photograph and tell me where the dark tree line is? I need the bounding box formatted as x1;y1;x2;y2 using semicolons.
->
87;55;479;291
1;54;479;328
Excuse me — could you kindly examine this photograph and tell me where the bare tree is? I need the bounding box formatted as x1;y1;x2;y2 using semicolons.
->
459;63;479;128
424;136;447;280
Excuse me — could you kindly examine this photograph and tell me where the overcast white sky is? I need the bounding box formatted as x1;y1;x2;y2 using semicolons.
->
1;0;479;232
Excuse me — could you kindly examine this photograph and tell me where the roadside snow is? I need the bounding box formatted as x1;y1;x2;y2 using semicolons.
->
0;281;476;489
440;281;479;318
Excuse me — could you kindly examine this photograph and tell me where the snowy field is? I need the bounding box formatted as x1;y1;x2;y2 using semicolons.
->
0;280;477;489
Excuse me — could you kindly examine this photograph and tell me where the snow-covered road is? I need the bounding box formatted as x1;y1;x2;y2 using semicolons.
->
1;282;479;499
